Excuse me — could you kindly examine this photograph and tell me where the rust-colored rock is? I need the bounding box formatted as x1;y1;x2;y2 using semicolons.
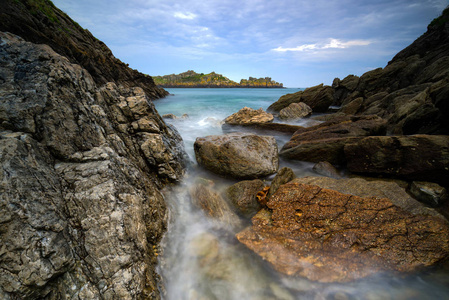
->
224;107;274;125
236;182;449;283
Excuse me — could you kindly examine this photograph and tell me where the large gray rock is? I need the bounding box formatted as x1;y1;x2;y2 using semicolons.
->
194;132;279;179
0;32;186;299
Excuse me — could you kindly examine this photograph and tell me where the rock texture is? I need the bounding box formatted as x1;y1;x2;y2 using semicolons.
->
344;135;449;185
237;180;449;283
279;115;387;165
194;132;279;179
279;102;312;120
224;107;274;125
226;180;265;218
0;30;185;299
189;181;242;229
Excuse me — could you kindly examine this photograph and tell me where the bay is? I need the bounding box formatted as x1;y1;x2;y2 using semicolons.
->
154;88;449;300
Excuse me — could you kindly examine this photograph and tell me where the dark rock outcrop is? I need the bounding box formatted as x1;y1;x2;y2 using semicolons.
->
279;115;387;165
279;102;312;120
344;135;449;186
194;132;279;179
226;180;266;218
267;84;334;113
237;180;449;283
0;29;185;299
0;0;167;99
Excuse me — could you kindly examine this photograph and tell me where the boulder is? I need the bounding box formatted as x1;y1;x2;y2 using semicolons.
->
189;181;242;229
266;167;296;201
279;115;387;165
267;84;334;113
344;135;449;186
409;181;448;207
226;180;266;218
279;102;312;120
236;180;449;283
312;161;342;179
224;107;274;125
194;132;279;179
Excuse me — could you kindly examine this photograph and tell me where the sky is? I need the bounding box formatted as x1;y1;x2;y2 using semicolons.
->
52;0;448;88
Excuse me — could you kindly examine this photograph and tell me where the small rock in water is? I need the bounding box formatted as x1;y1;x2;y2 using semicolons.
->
312;161;342;179
226;180;265;218
279;102;312;120
409;181;448;207
163;113;178;119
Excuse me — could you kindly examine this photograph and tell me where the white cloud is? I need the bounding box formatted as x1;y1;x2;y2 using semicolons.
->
174;12;197;20
272;38;372;52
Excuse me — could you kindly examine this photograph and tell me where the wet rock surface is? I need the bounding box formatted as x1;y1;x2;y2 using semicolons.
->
0;32;186;299
194;132;279;179
226;179;266;218
237;181;449;283
224;107;274;125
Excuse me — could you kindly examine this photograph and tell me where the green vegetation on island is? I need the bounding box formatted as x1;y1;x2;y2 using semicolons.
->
153;70;284;88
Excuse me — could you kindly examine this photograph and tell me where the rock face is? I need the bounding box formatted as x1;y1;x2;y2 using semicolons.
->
279;102;312;120
194;132;279;179
279;115;387;165
267;84;334;113
344;135;449;185
224;107;274;125
268;8;449;134
236;180;449;283
0;31;186;299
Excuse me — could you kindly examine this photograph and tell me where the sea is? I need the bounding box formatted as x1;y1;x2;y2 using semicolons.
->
153;88;449;300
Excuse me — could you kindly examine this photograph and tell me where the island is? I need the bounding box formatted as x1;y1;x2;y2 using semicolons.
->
152;70;284;88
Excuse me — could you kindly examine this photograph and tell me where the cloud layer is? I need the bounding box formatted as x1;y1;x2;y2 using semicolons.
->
53;0;448;87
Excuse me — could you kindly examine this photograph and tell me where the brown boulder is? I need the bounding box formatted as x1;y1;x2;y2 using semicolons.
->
194;132;279;179
226;180;266;218
267;84;334;113
236;181;449;282
266;167;296;201
279;115;387;165
189;180;242;229
344;135;449;186
224;107;274;125
279;102;312;120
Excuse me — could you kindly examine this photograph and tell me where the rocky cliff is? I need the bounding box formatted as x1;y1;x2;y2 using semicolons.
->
153;70;284;88
0;0;168;99
268;7;449;135
0;1;186;299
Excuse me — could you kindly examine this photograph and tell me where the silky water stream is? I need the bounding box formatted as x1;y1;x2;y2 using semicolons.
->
154;88;449;300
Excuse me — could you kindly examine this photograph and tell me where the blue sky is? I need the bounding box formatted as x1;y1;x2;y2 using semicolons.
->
52;0;448;87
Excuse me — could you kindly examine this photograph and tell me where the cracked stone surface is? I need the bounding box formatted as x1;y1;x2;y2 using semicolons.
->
236;181;449;283
0;32;186;299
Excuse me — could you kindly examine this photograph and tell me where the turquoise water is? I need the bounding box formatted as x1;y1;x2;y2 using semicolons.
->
154;89;449;300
